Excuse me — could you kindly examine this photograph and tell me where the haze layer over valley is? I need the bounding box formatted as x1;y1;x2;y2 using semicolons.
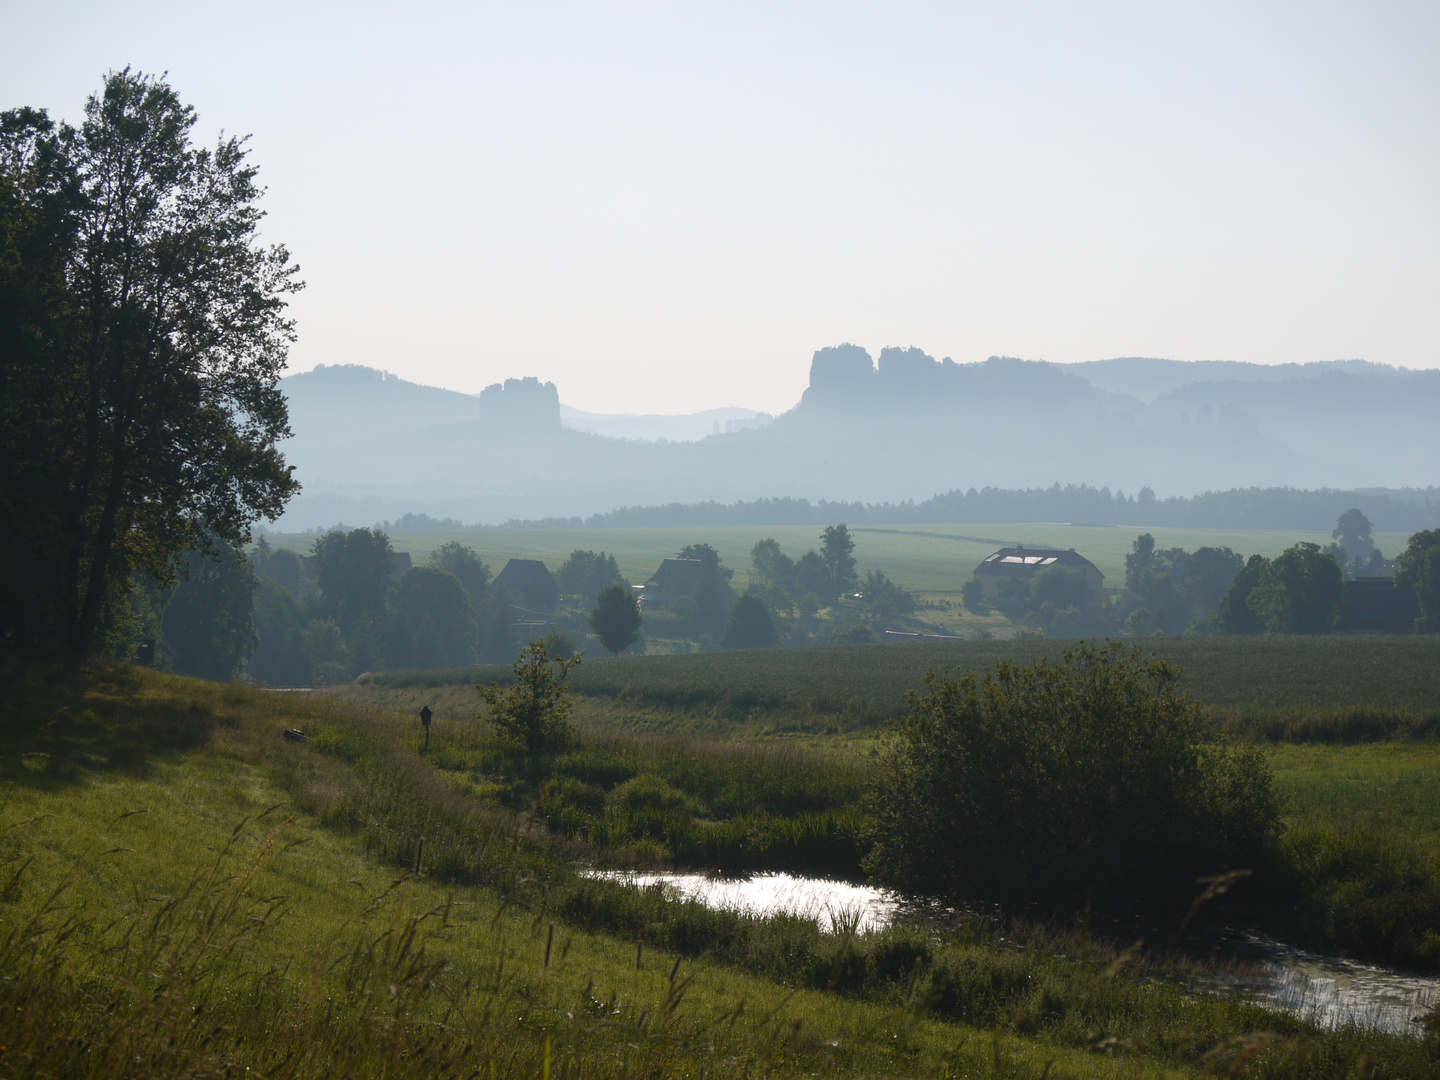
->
275;349;1440;529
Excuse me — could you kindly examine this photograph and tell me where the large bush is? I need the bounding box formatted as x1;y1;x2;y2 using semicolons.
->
864;641;1280;916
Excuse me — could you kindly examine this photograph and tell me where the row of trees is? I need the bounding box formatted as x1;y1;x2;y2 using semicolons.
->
957;511;1440;639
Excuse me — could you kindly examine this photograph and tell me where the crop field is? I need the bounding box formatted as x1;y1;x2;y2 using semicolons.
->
356;635;1440;729
259;521;1410;597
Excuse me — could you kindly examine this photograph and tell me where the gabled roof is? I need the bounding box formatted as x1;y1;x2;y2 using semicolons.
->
973;547;1101;575
644;558;706;589
494;558;558;596
1343;578;1421;627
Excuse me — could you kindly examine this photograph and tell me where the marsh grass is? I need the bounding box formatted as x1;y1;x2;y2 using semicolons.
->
1;660;1434;1078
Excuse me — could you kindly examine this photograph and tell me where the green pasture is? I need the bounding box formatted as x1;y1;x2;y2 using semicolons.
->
1270;742;1440;968
258;522;1410;596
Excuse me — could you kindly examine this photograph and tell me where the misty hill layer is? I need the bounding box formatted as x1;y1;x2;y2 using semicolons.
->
276;350;1440;528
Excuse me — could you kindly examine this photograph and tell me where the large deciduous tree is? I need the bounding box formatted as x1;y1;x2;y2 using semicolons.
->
1395;529;1440;632
1248;542;1344;635
0;70;301;655
820;524;858;597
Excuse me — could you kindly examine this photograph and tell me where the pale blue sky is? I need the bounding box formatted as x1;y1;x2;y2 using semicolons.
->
7;2;1438;413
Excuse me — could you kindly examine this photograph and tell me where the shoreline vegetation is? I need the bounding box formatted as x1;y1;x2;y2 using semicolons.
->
4;654;1439;1079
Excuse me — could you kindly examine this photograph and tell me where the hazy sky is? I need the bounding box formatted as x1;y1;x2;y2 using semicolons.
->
7;2;1438;414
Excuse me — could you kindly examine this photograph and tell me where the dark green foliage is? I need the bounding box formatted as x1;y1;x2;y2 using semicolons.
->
820;523;859;596
249;578;309;685
478;635;581;753
1332;508;1376;569
721;594;778;650
1124;534;1244;634
961;578;988;614
387;567;477;670
1249;542;1345;634
832;624;876;646
789;550;830;608
0;72;299;655
251;537;302;597
427;541;490;603
749;537;793;588
311;528;394;634
558;549;624;601
992;576;1034;619
161;541;257;680
1395;528;1440;631
588;583;642;656
1218;553;1269;634
864;642;1280;916
859;569;915;620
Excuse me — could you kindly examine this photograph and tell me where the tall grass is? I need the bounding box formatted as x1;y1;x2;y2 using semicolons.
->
4;659;1437;1078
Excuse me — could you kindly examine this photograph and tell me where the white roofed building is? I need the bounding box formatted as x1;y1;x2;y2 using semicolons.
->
971;546;1104;604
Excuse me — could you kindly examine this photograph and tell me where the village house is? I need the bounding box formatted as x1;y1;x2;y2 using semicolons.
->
637;558;737;615
1342;577;1422;634
971;545;1105;604
492;558;561;613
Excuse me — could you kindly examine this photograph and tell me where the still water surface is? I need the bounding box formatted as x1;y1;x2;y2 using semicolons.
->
592;870;1438;1036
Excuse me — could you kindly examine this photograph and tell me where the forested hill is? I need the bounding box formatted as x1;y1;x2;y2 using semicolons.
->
275;351;1440;528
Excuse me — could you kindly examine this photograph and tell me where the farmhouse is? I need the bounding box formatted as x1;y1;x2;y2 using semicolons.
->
1342;577;1422;634
971;546;1105;604
638;558;737;614
492;558;560;613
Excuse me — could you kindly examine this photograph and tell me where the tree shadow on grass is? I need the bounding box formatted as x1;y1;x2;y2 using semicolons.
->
0;656;219;790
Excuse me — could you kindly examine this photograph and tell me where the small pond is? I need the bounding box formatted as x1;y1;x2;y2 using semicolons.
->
590;870;1439;1037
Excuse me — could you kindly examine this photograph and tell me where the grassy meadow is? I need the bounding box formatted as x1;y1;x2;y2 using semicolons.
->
340;635;1440;974
258;522;1413;598
4;660;1436;1079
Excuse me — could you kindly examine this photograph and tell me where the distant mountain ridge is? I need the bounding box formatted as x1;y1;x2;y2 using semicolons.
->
273;352;1439;529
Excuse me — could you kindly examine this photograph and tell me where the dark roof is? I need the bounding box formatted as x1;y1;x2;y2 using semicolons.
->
644;558;706;590
973;547;1101;576
1343;578;1421;632
493;558;559;599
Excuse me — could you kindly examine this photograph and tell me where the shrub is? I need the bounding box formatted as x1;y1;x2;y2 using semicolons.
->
477;635;581;753
863;641;1280;917
961;579;988;614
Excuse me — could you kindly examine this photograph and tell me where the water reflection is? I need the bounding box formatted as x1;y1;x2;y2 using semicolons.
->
1239;932;1439;1036
588;870;900;934
589;869;1439;1036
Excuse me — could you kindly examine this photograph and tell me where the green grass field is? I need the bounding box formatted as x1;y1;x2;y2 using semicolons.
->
356;635;1440;731
258;522;1411;597
5;661;1433;1078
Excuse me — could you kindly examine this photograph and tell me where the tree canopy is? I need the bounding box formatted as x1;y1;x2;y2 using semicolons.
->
721;594;778;650
589;583;642;656
820;524;859;596
0;71;301;654
1395;529;1440;632
1248;542;1344;635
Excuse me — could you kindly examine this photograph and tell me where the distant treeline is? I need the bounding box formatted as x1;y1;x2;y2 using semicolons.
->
467;485;1440;534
